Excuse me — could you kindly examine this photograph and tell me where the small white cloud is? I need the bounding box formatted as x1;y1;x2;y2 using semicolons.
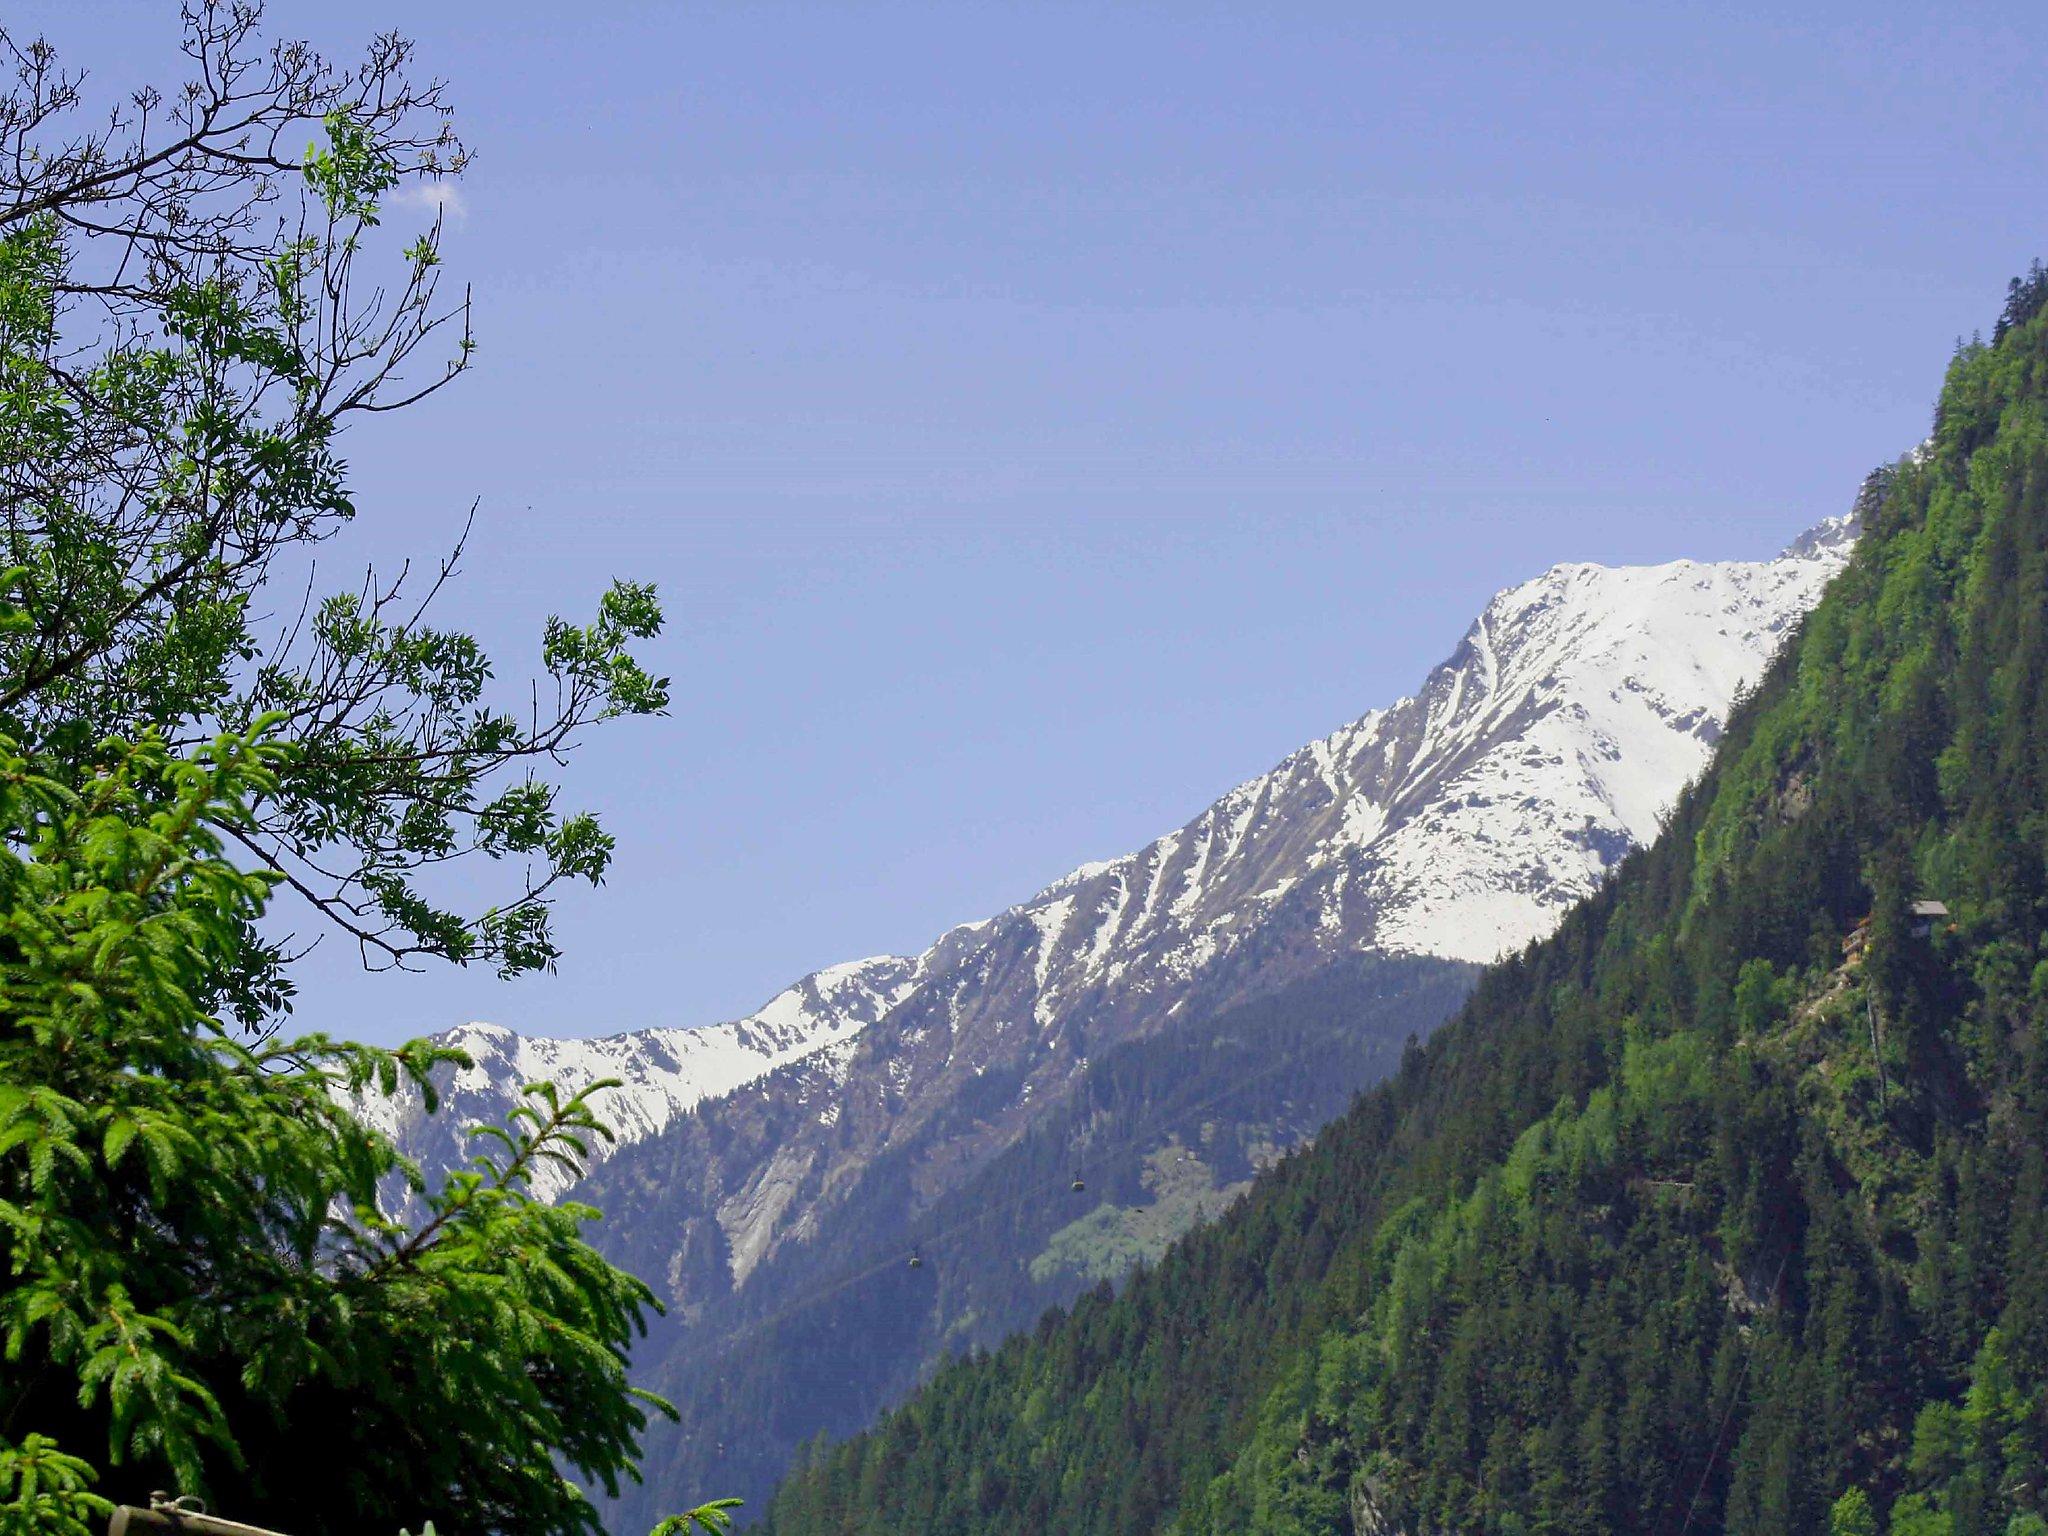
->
393;179;467;223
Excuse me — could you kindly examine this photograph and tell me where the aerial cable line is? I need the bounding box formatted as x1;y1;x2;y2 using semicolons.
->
1673;1243;1796;1536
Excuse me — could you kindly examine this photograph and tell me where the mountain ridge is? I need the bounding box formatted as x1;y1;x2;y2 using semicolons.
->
352;955;920;1204
367;516;1854;1210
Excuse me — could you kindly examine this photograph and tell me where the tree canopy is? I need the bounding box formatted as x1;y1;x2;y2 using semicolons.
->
0;6;716;1533
0;0;666;1013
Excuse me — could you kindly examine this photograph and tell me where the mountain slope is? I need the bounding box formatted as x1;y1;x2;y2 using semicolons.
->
354;956;919;1205
759;274;2048;1536
378;522;1850;1208
604;951;1477;1526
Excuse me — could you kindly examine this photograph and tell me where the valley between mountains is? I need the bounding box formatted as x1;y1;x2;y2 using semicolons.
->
361;514;1854;1522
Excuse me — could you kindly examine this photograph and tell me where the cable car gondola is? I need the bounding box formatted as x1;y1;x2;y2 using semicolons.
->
1070;1174;1087;1192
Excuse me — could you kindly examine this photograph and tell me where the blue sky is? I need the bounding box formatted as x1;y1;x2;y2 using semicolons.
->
29;2;2048;1045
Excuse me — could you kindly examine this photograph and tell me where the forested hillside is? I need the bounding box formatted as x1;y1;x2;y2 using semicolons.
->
758;267;2048;1536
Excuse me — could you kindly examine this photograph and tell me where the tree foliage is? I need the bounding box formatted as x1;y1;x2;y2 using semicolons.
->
0;6;714;1533
0;709;671;1532
0;0;667;1014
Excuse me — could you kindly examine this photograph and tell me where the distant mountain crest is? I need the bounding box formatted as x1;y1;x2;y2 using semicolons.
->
362;517;1853;1206
1782;509;1860;560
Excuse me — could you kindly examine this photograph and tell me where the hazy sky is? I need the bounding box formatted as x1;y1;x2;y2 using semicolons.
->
25;2;2048;1045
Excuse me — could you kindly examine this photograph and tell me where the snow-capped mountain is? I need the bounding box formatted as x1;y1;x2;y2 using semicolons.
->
356;515;1858;1526
366;515;1853;1225
355;956;917;1203
938;512;1859;1006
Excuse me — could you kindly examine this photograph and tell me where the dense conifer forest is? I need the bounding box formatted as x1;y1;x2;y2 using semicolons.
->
757;266;2048;1536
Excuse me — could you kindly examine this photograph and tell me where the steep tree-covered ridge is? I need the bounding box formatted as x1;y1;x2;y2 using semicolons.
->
760;269;2048;1536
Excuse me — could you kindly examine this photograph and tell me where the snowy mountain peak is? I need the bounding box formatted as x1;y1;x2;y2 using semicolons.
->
362;517;1854;1200
1782;510;1861;561
964;524;1852;1012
